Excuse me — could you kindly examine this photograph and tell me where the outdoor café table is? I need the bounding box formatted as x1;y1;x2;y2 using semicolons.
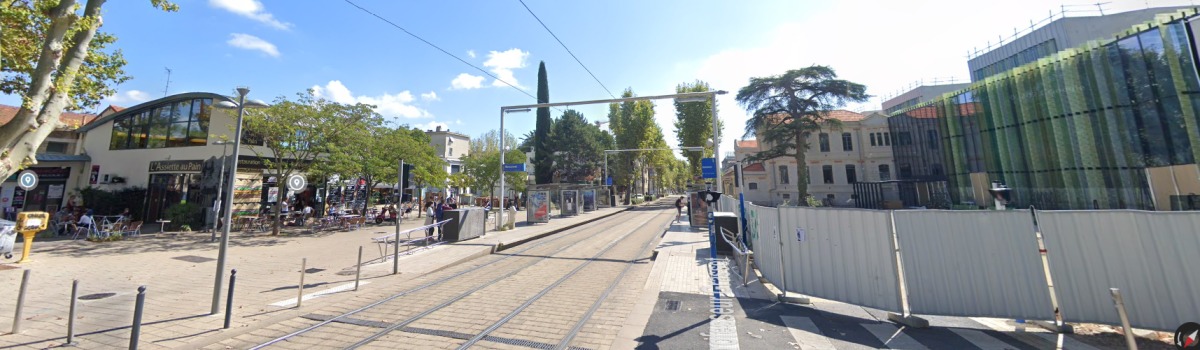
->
340;215;361;229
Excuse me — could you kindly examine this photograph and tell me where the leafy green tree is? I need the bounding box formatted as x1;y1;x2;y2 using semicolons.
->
462;130;526;200
550;109;607;183
736;66;868;200
0;0;177;181
345;125;442;215
607;88;660;202
242;90;380;234
673;80;722;178
533;61;554;184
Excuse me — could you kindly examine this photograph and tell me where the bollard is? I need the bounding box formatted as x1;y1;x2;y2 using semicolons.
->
12;269;30;334
296;258;306;308
66;279;79;345
1110;288;1138;350
130;286;146;350
392;229;400;275
224;270;237;329
355;246;363;291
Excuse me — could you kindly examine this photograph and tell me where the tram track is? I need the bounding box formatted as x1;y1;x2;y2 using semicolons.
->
247;204;672;349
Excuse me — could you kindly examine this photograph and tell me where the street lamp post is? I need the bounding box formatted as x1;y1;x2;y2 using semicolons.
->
210;140;233;242
210;87;269;315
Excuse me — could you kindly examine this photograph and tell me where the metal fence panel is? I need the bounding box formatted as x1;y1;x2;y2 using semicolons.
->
779;207;902;312
1039;210;1200;331
893;210;1054;320
746;204;782;289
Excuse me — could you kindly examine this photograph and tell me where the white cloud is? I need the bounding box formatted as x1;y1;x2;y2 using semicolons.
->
420;91;439;101
310;80;428;119
467;50;476;58
103;90;152;105
454;119;463;125
208;0;291;30
483;48;530;88
416;121;449;131
227;33;280;57
450;73;485;90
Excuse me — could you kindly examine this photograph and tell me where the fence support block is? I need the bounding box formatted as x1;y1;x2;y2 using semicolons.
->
887;313;929;328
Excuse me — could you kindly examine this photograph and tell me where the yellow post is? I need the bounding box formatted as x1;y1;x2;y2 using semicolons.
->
14;212;48;264
16;231;35;264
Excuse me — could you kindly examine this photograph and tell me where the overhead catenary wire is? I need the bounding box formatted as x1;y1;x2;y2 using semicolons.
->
516;0;616;99
342;0;538;102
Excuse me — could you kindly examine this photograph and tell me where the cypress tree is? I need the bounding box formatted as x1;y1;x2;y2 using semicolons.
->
534;61;554;184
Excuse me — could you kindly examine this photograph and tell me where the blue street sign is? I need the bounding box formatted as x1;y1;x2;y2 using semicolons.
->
502;163;526;172
701;158;717;179
606;177;612;186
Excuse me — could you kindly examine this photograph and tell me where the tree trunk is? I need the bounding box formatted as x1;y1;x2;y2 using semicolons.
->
795;132;809;205
272;197;282;235
0;0;104;181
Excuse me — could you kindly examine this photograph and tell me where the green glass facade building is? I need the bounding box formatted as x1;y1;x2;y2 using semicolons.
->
891;9;1200;210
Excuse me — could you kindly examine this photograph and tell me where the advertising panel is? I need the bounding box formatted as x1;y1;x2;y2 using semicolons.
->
582;190;596;212
527;190;551;223
689;191;708;228
561;190;579;217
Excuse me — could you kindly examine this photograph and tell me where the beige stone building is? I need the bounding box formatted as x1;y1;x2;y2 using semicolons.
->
0;105;98;217
424;125;470;196
725;110;896;207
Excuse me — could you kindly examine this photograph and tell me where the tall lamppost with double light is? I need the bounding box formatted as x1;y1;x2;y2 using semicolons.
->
210;87;269;315
209;140;234;242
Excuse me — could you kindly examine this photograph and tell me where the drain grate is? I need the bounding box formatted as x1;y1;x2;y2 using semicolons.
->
172;255;215;263
78;293;116;300
665;300;681;311
303;268;325;274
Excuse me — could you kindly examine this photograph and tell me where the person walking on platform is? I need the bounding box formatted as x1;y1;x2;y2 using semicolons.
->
675;196;685;222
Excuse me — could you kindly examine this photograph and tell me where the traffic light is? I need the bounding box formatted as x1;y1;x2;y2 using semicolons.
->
401;163;414;189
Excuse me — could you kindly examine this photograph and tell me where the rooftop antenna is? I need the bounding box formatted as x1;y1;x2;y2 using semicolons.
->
1096;1;1110;15
163;67;172;97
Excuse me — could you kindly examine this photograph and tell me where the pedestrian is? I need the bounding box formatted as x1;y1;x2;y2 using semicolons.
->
675;196;685;221
437;201;452;240
424;202;436;239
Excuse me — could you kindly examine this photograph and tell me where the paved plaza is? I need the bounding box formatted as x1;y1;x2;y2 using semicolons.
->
0;206;628;349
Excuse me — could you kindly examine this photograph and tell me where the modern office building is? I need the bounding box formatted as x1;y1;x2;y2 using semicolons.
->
881;83;971;115
892;8;1200;210
967;6;1194;81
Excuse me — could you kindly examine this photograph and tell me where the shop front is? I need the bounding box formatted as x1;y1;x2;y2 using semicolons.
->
145;160;204;223
2;167;75;217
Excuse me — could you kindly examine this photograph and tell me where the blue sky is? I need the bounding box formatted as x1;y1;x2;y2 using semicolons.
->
4;0;1196;158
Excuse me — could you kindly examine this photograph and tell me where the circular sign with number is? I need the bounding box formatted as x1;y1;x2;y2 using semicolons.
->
17;170;38;191
286;174;307;191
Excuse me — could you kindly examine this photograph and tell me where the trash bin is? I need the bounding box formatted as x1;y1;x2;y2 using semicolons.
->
0;219;16;259
442;208;486;242
712;212;739;255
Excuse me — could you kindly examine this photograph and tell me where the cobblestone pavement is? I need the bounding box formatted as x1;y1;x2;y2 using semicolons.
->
207;204;675;349
0;206;631;349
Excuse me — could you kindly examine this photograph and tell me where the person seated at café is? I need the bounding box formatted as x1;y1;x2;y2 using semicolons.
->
76;209;95;233
119;208;132;222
